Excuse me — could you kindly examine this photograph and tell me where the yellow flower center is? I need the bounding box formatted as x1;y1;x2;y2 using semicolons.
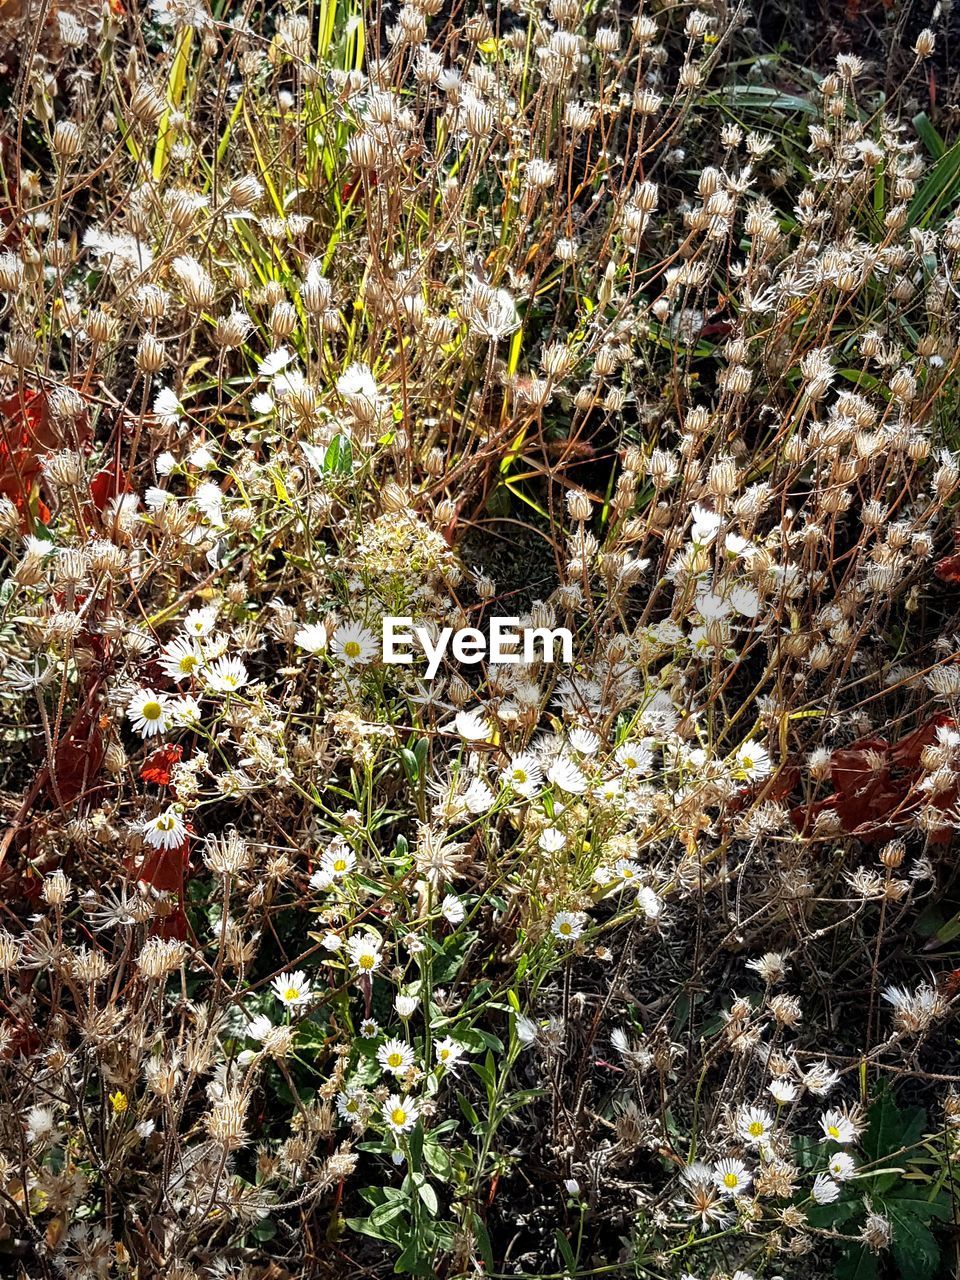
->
143;700;163;720
559;923;572;935
157;815;176;831
344;640;361;658
284;987;300;1002
749;1121;764;1137
723;1172;738;1188
513;769;527;783
387;1053;403;1068
391;1108;407;1127
359;954;375;970
179;655;198;673
334;859;347;872
109;1090;128;1114
828;1125;840;1138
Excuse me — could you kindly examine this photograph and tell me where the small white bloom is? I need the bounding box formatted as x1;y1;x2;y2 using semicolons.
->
441;893;465;924
128;690;169;738
203;656;249;693
434;1036;465;1071
141;807;188;850
382;1093;419;1134
294;622;328;654
346;932;383;974
378;1037;415;1076
551;910;585;943
812;1173;841;1204
546;756;588;794
272;969;312;1008
714;1158;752;1197
454;708;493;741
153;387;182;427
820;1108;857;1145
331;622;379;666
258;346;293;377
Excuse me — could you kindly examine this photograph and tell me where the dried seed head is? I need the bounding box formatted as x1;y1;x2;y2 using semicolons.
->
229;175;263;209
136;332;166;373
52;121;82;160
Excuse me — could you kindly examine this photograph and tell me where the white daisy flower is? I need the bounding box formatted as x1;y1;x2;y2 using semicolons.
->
691;503;723;543
320;841;355;879
616;737;655;773
394;994;420;1019
336;1087;367;1121
539;827;566;853
828;1152;857;1181
568;727;600;755
203;656;249;693
336;361;379;412
294;622;328;654
169;695;202;727
820;1108;857;1145
378;1038;415;1077
733;739;772;780
331;622;379;666
434;1037;465;1071
551;910;585;942
812;1173;841;1204
346;932;383;974
271;969;312;1008
382;1093;419;1135
153;387;182;427
158;637;204;682
441;893;465;924
454;708;492;741
737;1106;774;1147
463;777;495;813
142;807;188;850
181;606;218;637
546;756;588;794
714;1158;752;1197
501;752;543;796
258;346;293;377
128;690;169;738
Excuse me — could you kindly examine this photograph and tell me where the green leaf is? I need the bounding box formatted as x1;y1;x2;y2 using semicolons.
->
369;1200;408;1230
417;1180;438;1215
836;1246;878;1280
400;748;420;785
324;433;354;474
554;1229;577;1271
887;1205;941;1280
458;1094;480;1128
863;1087;927;1163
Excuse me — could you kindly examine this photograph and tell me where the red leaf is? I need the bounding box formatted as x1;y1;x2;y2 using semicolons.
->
135;841;189;893
48;712;104;805
0;388;91;530
89;462;129;511
140;744;183;786
935;553;960;583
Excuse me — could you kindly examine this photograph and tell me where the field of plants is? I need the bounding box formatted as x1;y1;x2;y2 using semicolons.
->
3;0;960;1277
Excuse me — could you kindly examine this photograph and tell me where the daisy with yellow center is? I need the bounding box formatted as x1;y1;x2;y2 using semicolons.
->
271;969;312;1009
382;1093;419;1135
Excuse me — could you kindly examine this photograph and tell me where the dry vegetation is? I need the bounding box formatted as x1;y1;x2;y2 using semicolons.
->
2;1;960;1277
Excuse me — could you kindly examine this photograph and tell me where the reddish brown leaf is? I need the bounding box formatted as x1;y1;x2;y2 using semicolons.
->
935;553;960;583
48;711;104;806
